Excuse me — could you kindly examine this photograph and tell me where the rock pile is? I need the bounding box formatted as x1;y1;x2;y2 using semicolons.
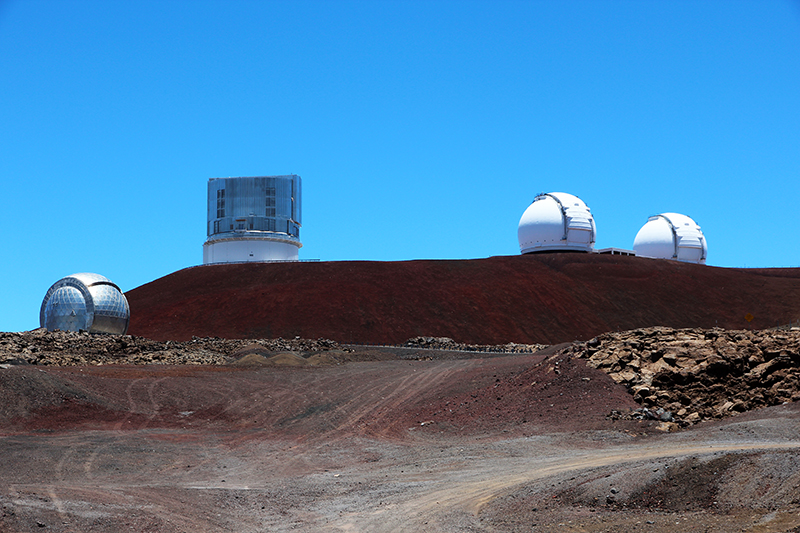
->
0;329;348;366
403;336;546;353
0;330;544;368
572;326;800;426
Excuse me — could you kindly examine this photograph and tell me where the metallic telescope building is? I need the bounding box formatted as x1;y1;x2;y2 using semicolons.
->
40;273;130;334
203;175;302;264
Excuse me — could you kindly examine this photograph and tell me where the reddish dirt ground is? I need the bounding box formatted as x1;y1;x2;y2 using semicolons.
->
125;254;800;344
0;349;635;439
2;348;800;532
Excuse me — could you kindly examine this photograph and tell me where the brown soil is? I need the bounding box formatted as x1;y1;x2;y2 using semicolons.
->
125;254;800;344
2;336;800;532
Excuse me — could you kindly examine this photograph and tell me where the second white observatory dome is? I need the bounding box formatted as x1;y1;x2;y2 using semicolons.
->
518;192;596;254
633;213;707;264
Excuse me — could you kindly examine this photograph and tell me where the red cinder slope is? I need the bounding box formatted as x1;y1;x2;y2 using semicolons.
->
126;254;800;344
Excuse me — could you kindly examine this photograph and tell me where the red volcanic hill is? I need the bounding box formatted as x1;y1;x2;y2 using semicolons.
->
126;253;800;344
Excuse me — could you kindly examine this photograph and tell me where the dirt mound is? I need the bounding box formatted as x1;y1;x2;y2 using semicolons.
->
481;446;800;532
125;254;800;344
555;449;800;515
231;343;273;358
305;352;342;365
403;347;641;435
623;454;740;511
229;344;319;367
229;353;272;366
573;326;800;426
228;351;313;366
552;453;745;512
265;352;309;366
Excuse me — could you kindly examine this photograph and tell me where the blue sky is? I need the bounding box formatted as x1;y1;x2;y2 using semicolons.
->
1;0;799;332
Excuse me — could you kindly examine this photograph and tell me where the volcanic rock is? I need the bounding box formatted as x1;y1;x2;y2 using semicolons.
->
0;330;351;367
573;326;800;425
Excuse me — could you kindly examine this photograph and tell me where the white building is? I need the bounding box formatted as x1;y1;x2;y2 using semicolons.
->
518;192;596;254
633;213;707;264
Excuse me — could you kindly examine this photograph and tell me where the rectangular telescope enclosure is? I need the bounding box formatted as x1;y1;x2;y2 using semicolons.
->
203;175;302;264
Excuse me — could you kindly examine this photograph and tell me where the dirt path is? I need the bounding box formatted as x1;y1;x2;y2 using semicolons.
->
338;440;800;532
3;423;800;532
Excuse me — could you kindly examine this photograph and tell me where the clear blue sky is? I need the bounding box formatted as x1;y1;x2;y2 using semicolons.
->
1;0;799;333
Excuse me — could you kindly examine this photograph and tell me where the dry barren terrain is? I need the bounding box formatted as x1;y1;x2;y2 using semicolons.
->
5;255;800;531
125;254;800;344
2;328;800;532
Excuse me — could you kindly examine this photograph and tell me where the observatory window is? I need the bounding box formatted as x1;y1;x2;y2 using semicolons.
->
213;220;220;234
266;191;276;217
216;189;225;218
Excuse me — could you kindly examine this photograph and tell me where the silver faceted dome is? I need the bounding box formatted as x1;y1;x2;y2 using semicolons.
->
40;273;130;334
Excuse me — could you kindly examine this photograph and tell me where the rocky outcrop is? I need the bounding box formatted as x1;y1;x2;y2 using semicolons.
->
573;326;800;426
0;330;542;367
403;336;546;353
0;329;348;366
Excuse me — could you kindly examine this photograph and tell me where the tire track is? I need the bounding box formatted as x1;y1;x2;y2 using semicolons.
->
338;440;800;531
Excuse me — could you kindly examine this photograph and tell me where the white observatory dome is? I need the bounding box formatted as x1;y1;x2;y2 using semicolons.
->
633;213;707;264
40;273;130;334
518;192;596;254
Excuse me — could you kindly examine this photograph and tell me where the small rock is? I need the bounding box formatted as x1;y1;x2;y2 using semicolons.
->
656;421;679;432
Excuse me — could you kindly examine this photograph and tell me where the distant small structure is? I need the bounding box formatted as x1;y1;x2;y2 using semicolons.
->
595;248;635;256
633;213;707;264
518;192;596;254
203;175;302;264
40;273;130;334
